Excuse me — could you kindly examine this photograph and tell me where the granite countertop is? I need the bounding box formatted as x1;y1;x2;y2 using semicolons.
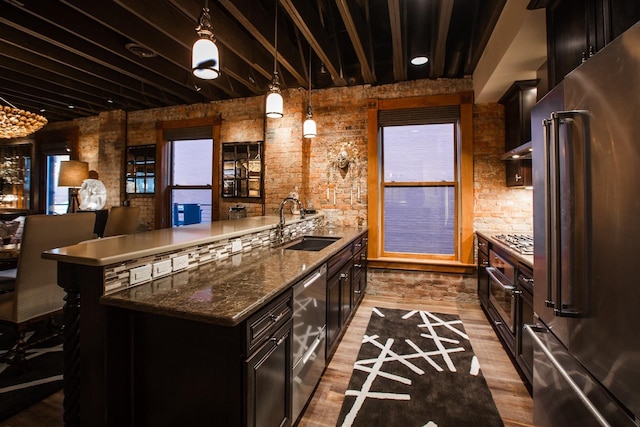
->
476;230;534;268
101;225;367;327
42;214;320;266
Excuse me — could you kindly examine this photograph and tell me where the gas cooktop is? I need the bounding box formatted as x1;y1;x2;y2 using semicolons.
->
494;234;533;255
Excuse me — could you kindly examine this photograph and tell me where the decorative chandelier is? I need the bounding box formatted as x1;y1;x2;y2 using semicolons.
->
192;0;220;80
265;0;283;118
0;97;48;139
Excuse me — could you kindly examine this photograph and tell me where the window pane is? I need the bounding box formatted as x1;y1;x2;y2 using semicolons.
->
171;189;212;226
383;186;455;254
172;139;213;185
383;124;454;182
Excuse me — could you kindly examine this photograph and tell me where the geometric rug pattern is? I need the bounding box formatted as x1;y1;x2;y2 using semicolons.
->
337;307;504;427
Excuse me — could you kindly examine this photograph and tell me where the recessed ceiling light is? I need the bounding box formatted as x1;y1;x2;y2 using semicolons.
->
411;56;429;66
68;105;75;109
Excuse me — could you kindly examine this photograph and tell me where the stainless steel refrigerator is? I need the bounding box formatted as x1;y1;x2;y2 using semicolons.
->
526;21;640;427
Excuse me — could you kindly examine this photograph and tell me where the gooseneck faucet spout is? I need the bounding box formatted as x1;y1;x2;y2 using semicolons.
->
278;197;305;244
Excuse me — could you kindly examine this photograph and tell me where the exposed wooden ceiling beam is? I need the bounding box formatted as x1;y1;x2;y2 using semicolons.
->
387;0;406;81
217;0;307;87
464;0;506;75
430;0;454;78
280;0;348;87
334;0;375;83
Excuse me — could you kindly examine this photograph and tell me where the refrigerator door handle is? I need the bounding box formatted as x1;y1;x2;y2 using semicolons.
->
543;117;556;309
525;325;612;427
550;110;591;318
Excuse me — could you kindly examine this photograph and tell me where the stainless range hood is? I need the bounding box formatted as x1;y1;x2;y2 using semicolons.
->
500;141;532;160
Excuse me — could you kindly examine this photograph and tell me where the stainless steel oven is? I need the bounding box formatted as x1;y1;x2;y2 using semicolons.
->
487;249;518;333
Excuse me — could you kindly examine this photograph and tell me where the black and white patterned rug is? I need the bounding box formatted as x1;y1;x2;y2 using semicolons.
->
0;321;63;422
337;307;504;427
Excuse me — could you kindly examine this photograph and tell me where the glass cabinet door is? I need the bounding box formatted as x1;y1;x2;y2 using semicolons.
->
222;142;262;199
0;143;32;212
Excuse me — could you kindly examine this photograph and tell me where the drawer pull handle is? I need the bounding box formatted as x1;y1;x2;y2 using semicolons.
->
354;263;362;268
270;312;285;323
340;272;349;280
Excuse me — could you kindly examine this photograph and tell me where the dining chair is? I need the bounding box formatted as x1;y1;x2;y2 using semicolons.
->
0;213;96;365
102;206;141;237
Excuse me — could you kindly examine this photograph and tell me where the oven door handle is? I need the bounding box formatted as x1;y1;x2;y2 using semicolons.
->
486;267;515;291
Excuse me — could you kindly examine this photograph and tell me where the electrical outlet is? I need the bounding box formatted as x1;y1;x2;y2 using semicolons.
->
172;255;189;271
129;265;152;286
232;238;243;253
153;260;172;278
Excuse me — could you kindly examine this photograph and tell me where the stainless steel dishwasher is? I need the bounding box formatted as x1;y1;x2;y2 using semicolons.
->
292;263;327;422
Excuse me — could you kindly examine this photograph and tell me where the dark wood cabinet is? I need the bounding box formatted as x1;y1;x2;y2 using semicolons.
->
499;80;537;187
246;320;292;427
326;232;368;359
547;0;640;88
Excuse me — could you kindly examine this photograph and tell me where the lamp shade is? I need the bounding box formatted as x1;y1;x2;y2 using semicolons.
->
265;91;283;118
192;37;220;79
303;117;317;138
58;160;89;187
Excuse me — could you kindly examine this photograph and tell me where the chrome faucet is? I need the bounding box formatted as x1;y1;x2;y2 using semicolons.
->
278;197;305;244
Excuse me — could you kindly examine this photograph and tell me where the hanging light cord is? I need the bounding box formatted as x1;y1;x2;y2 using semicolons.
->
0;96;17;109
273;0;278;76
307;47;312;113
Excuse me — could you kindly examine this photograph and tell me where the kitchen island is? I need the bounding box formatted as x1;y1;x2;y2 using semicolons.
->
43;214;368;427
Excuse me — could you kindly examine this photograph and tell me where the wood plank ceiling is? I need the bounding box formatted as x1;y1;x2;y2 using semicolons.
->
0;0;505;123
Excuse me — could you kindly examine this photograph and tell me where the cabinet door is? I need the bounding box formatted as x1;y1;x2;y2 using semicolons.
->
326;272;341;356
506;160;532;188
339;264;352;325
547;0;593;87
604;0;640;43
352;250;367;307
246;320;292;427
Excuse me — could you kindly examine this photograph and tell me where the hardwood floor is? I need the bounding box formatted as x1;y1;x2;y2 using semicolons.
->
1;295;533;427
297;295;533;427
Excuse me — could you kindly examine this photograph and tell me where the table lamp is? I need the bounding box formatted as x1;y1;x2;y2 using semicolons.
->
58;160;89;213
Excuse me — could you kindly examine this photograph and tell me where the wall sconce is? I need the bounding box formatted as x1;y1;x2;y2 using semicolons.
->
192;0;220;80
58;160;89;213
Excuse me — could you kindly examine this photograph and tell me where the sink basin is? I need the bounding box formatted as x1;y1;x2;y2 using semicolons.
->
285;236;340;251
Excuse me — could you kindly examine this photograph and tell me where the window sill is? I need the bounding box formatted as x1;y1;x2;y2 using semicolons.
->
368;257;476;274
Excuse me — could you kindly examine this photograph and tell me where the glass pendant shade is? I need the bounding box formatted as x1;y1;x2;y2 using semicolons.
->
192;37;219;79
265;90;283;118
303;116;317;138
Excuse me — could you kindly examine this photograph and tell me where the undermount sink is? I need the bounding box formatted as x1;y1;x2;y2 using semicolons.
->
285;236;340;251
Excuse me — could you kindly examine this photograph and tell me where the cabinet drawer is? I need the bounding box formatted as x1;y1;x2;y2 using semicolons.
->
246;290;292;355
327;245;353;278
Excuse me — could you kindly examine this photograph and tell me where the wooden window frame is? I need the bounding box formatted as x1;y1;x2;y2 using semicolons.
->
366;93;475;274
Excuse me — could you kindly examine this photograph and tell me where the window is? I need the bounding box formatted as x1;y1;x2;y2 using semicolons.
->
155;117;221;229
367;93;474;272
170;139;213;226
382;124;456;256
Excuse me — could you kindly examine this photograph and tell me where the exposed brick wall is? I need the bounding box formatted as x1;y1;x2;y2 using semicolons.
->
473;103;533;233
42;77;534;301
367;268;479;303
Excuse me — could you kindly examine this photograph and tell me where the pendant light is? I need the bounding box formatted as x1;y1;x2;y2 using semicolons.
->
265;0;283;118
192;0;220;80
303;48;317;138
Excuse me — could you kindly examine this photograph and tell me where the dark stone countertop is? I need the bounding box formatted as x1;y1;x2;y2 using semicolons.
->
101;226;368;327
